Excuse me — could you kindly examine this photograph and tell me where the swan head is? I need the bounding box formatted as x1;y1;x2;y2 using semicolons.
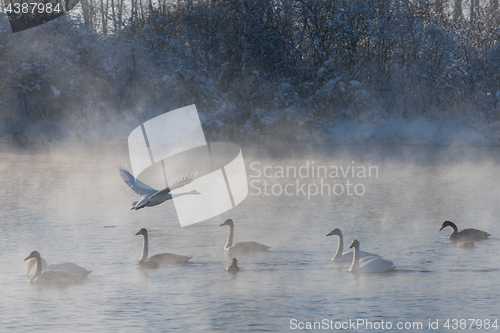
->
24;250;41;261
232;258;238;264
136;228;148;236
326;228;342;237
439;221;456;232
220;219;234;227
349;239;360;249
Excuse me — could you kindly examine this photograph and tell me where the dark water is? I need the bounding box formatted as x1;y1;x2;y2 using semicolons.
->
0;144;499;332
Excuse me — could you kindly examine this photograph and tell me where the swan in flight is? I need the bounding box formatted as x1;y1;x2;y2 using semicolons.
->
226;258;239;274
24;251;89;285
136;228;192;268
26;255;92;277
119;167;200;210
220;219;270;254
349;240;395;273
439;221;490;242
326;228;381;262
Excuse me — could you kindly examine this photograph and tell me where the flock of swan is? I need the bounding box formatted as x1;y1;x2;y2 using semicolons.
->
23;169;492;285
25;218;491;284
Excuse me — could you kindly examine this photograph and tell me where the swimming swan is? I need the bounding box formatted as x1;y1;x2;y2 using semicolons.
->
119;167;200;210
136;228;192;268
326;228;381;262
24;251;88;285
220;219;270;254
26;255;91;277
349;239;395;273
226;258;239;274
439;221;490;242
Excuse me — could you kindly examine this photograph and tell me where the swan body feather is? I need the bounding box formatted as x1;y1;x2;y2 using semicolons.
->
46;262;92;277
27;256;91;277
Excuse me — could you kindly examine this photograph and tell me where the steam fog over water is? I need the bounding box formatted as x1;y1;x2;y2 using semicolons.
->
1;144;499;332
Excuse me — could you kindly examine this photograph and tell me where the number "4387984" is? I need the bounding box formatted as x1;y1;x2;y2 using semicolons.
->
4;2;61;14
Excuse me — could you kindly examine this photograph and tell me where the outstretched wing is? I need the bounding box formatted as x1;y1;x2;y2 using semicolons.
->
118;167;157;197
150;171;199;198
168;171;199;192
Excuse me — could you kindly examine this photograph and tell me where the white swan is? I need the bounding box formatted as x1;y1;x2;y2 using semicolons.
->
349;239;395;273
136;228;192;268
439;221;490;241
24;251;88;285
326;228;381;262
226;258;239;274
119;167;200;210
26;255;91;277
220;219;270;254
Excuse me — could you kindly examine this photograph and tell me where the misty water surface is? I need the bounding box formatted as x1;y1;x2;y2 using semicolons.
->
0;144;499;332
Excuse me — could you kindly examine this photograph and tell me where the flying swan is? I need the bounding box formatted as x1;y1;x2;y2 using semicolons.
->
136;228;192;268
220;219;270;254
349;239;395;273
326;228;381;262
119;167;199;210
24;251;89;285
439;221;490;242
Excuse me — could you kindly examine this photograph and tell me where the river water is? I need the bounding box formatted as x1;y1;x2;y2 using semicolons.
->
0;144;499;332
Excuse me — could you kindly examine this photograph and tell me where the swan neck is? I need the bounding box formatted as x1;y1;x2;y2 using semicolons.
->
350;246;360;272
33;255;42;280
333;233;344;260
449;223;458;238
141;234;149;261
225;224;234;249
